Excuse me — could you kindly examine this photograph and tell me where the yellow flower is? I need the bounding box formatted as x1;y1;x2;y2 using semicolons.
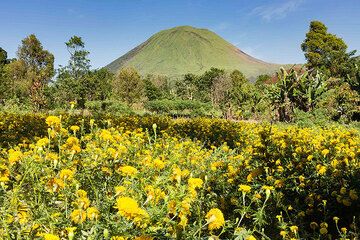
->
70;125;80;133
205;208;225;231
118;165;138;176
59;169;75;181
115;186;127;195
239;184;251;193
188;178;203;189
73;197;91;209
43;233;60;240
111;237;126;240
87;207;100;220
319;227;328;235
153;159;165;170
290;225;298;233
262;185;274;196
246;236;256;240
70;209;86;224
8;149;23;164
65;227;77;240
116;197;140;217
45;116;61;127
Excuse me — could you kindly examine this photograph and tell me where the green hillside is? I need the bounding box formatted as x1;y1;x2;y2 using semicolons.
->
106;26;281;79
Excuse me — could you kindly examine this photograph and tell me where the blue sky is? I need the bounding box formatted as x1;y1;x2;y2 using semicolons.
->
1;0;359;68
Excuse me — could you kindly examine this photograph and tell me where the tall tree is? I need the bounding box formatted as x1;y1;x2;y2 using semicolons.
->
55;36;92;108
17;35;54;110
301;21;353;77
112;67;144;106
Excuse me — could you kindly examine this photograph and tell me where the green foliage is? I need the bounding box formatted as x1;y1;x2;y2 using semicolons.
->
85;100;134;115
112;67;144;106
301;21;354;77
145;99;215;117
17;34;55;110
143;75;171;101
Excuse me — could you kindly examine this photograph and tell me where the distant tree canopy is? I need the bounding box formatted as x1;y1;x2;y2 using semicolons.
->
301;21;355;78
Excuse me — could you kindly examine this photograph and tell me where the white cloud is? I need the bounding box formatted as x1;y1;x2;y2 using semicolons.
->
252;0;304;21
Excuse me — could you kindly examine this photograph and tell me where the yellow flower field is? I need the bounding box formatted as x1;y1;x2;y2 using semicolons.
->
0;115;359;239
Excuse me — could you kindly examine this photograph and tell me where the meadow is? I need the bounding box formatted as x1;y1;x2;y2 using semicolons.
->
0;114;359;239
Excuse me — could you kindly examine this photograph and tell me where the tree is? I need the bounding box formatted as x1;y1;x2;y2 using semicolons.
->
17;35;54;110
301;21;354;77
0;47;9;66
112;67;144;106
54;36;93;108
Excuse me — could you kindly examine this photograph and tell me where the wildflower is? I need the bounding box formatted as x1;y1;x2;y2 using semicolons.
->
70;209;86;224
153;159;165;170
87;207;100;220
246;236;256;240
118;165;138;176
43;233;60;240
59;169;75;181
279;230;287;237
73;197;90;209
341;227;347;233
70;125;80;133
262;185;274;196
290;226;298;233
8;149;23;164
321;149;330;157
115;186;127;195
239;184;251;193
116;197;140;218
65;227;76;240
76;189;88;198
333;216;339;223
46;116;61;127
206;208;225;231
188;178;203;189
319;227;328;235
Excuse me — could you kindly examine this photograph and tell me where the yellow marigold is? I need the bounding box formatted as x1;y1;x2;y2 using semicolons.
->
76;189;87;198
205;208;225;230
111;237;126;240
115;186;127;195
99;129;113;141
319;227;328;235
87;207;100;220
116;197;140;217
317;165;327;175
8;149;23;164
59;169;75;181
73;197;90;209
36;138;49;148
70;125;80;133
239;184;251;193
188;178;203;189
118;165;138;176
246;236;256;240
321;149;330;157
153;159;165;170
43;233;60;240
45;116;61;127
70;209;86;224
290;225;298;233
65;227;76;239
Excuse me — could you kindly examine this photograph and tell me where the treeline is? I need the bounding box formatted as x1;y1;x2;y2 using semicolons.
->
0;21;359;123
